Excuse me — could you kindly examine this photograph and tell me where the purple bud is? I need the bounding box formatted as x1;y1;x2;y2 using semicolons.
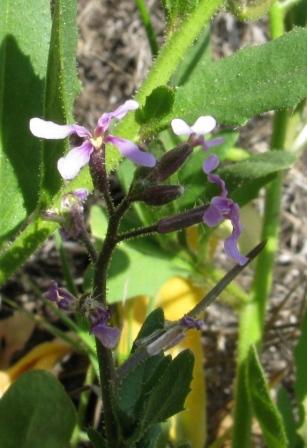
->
149;143;193;182
44;281;75;311
180;316;203;330
91;322;120;349
132;185;184;206
157;205;207;233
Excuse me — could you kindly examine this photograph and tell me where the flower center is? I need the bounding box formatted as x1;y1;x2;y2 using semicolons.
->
90;135;103;149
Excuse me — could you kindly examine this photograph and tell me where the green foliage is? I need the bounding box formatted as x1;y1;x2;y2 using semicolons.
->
277;387;301;447
227;0;275;20
0;371;76;448
294;308;307;442
136;86;175;132
87;429;107;447
116;310;194;446
42;0;80;199
218;151;295;205
139;350;194;429
0;0;84;286
0;0;51;245
176;148;295;210
162;0;199;29
246;346;288;448
169;28;307;127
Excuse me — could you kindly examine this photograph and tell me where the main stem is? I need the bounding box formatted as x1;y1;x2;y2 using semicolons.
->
232;4;287;447
92;198;130;447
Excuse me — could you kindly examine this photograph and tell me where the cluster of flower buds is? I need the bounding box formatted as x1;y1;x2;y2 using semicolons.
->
44;282;120;349
42;188;89;239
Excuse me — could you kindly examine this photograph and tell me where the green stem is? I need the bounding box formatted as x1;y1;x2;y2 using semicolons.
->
135;0;159;56
116;0;223;142
232;4;287;447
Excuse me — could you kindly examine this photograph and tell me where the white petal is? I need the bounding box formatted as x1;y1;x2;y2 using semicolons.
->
30;118;74;139
171;119;192;136
191;116;216;135
57;142;93;180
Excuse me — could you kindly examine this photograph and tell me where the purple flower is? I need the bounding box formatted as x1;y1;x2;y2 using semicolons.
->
30;100;156;180
90;305;120;350
180;316;203;330
171;116;223;150
203;155;248;266
45;281;75;311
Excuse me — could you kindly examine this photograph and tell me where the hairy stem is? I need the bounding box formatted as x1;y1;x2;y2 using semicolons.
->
116;0;224;143
92;197;130;447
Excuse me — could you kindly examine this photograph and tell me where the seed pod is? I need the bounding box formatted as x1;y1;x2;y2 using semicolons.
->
132;185;184;206
149;143;193;182
157;205;207;233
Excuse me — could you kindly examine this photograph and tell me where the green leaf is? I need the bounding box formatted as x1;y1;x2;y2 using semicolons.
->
218;151;295;206
0;371;76;448
136;425;162;448
294;308;307;441
140;350;194;429
0;0;83;286
0;0;51;245
0;170;92;286
246;346;288;448
162;0;199;29
87;429;107;448
176;149;294;211
277;386;301;448
41;0;80;199
136;86;175;129
133;308;165;347
88;206;186;303
169;27;307;127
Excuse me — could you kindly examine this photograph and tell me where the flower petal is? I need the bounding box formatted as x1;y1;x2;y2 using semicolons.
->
203;203;224;227
107;135;156;167
92;323;121;349
191;116;216;135
73;188;89;202
97;100;139;132
57;141;93;180
224;203;248;265
203;154;220;174
30;118;75;139
171;118;192;136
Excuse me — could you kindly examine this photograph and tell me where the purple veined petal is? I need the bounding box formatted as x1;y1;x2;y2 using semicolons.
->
45;281;60;302
224;202;248;265
91;323;121;349
107;135;156;167
70;124;91;138
171;118;192;136
97;100;139;132
203;203;225;227
205;137;224;149
203;154;220;174
57;141;94;180
191;116;216;136
73;188;89;202
30;118;76;139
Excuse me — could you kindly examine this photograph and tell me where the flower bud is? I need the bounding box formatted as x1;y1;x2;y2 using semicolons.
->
157;205;207;233
132;185;184;206
149;143;193;182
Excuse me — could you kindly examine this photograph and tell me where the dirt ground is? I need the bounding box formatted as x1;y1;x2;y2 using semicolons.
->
2;1;307;446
